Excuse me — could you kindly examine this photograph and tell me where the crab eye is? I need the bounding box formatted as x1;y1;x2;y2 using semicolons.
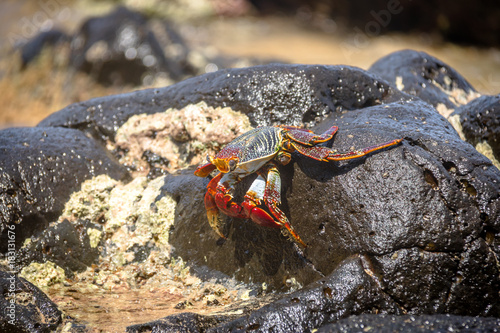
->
206;155;211;163
228;159;237;171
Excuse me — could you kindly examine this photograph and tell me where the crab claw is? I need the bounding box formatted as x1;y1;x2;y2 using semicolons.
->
204;191;225;238
242;198;306;247
194;162;217;177
204;172;225;238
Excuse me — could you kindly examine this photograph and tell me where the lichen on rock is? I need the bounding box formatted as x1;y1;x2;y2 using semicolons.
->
61;174;118;224
20;261;66;288
106;175;177;251
87;228;103;248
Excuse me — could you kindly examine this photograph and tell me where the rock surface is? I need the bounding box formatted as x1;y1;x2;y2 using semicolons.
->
0;127;129;253
166;97;500;315
3;52;500;331
38;64;413;142
451;94;500;167
207;257;401;332
111;102;252;177
0;269;62;333
20;29;69;68
369;49;480;115
19;6;269;89
70;6;188;86
316;313;500;333
126;312;230;333
17;219;101;276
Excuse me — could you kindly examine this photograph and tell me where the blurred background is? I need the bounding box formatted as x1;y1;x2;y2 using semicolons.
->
1;0;499;129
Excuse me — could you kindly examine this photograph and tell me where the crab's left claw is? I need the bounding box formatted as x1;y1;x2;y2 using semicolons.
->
204;172;226;238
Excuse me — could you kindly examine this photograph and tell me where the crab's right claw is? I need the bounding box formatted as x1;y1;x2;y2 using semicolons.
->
194;162;217;177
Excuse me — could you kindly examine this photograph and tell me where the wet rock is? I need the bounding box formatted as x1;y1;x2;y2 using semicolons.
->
296;99;500;316
18;6;272;90
38;64;413;142
369;50;480;116
126;312;229;333
164;169;322;290
19;61;500;326
316;313;500;333
17;219;100;276
0;269;62;332
45;61;494;316
167;96;500;315
70;6;188;86
208;257;401;332
0;127;129;253
450;94;500;167
20;29;69;68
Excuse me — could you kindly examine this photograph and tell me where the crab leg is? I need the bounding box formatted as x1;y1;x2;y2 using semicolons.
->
209;173;286;239
291;138;403;161
241;175;279;228
283;125;339;145
240;166;306;247
261;166;306;247
214;183;247;220
209;167;306;246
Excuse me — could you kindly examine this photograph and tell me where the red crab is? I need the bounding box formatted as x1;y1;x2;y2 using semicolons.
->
194;125;402;247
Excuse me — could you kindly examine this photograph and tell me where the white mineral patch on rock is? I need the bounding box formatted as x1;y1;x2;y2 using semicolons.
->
111;101;253;176
476;141;500;170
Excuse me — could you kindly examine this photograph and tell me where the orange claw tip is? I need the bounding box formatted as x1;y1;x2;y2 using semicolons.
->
282;223;307;247
290;232;307;248
195;162;216;177
207;210;226;238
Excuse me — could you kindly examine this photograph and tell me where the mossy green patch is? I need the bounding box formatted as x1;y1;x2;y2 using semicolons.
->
87;228;103;248
61;174;118;223
20;261;66;288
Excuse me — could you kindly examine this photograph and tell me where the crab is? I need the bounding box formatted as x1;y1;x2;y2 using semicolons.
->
194;125;402;247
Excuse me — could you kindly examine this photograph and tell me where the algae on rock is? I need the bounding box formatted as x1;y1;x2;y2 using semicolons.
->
20;261;66;288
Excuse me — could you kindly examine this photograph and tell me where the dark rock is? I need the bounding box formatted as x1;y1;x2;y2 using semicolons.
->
16;219;101;275
20;29;69;68
31;61;500;325
126;312;230;333
0;270;62;333
445;238;500;316
369;50;477;110
251;0;500;47
297;99;500;316
69;6;187;86
452;94;500;162
38;63;413;142
166;97;500;313
208;257;401;332
316;313;500;333
166;99;499;317
0;127;129;253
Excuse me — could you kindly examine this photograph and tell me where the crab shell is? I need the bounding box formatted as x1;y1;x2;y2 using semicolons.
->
208;126;286;175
